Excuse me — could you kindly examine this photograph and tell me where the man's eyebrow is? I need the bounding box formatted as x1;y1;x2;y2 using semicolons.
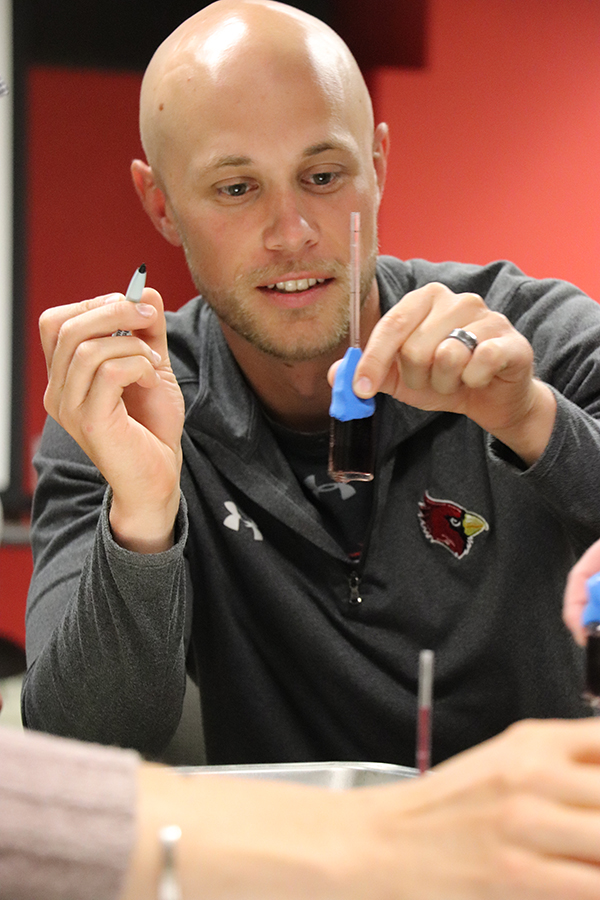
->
303;140;354;157
206;154;253;170
201;142;353;174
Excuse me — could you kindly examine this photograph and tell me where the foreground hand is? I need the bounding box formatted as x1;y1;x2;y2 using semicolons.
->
563;538;600;646
350;718;600;900
126;719;600;900
333;283;557;465
40;288;185;552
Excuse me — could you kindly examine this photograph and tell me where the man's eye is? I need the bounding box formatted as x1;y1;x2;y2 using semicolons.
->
311;172;336;186
221;182;250;197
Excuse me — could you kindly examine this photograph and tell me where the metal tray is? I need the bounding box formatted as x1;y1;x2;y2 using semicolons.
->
180;760;417;789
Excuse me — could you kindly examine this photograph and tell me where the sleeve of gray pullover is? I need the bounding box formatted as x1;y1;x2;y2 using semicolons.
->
22;416;189;755
396;258;600;544
482;264;600;543
0;727;137;900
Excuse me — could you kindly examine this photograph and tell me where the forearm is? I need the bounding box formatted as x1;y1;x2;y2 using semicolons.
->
488;378;556;466
488;387;600;541
24;492;190;753
122;766;367;900
126;722;600;900
121;720;600;900
0;728;137;900
109;454;183;554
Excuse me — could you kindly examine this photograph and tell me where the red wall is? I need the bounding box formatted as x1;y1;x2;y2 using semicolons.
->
23;67;197;496
374;0;600;298
3;0;600;650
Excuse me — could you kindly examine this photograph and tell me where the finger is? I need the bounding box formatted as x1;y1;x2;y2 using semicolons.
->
428;332;481;395
40;293;122;372
502;793;600;866
498;845;600;900
57;355;160;439
327;358;342;388
510;754;600;811
88;355;161;414
355;284;487;396
45;335;162;420
459;330;533;391
562;585;588;646
353;285;440;396
46;295;161;405
427;307;526;394
430;720;600;808
500;720;600;803
564;542;600;643
40;288;164;373
572;541;600;580
103;287;166;344
395;311;490;394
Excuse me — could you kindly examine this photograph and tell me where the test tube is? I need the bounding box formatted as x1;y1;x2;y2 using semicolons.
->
583;573;600;713
349;211;361;350
327;213;376;483
416;649;434;774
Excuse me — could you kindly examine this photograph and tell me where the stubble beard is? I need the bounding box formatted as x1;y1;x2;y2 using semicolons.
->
182;242;379;363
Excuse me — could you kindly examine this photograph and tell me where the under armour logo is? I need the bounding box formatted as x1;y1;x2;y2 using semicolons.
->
304;475;356;500
223;501;263;541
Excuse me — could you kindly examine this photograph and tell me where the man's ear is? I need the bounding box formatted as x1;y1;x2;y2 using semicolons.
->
131;160;182;247
372;122;390;204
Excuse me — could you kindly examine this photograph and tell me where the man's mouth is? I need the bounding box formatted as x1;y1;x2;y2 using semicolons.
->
265;277;327;293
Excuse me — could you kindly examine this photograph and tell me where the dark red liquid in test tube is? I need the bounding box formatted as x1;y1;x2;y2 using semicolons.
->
583;576;600;714
585;628;600;707
416;649;434;775
328;416;375;483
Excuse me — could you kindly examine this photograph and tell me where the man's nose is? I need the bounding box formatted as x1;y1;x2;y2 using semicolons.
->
262;191;318;254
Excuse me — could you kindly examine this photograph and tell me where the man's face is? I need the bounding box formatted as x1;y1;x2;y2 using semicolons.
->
160;57;383;362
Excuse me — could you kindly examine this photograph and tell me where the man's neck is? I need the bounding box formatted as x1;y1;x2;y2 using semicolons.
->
220;326;339;431
220;286;381;433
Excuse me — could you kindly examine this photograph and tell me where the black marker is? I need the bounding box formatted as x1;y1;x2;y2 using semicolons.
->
113;264;147;336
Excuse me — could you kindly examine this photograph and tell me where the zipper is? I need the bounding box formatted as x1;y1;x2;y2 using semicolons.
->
344;407;389;608
348;569;363;605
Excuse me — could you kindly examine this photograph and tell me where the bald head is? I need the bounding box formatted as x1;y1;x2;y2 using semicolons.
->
139;0;374;184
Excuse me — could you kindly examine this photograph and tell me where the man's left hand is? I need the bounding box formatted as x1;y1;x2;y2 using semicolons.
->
341;282;557;466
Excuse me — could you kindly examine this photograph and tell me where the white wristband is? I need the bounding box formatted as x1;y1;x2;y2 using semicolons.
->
158;824;182;900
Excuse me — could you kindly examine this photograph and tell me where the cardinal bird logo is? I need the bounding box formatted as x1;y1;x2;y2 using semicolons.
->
418;491;489;559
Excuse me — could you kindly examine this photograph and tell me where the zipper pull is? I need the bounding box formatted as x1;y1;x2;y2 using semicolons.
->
349;570;363;605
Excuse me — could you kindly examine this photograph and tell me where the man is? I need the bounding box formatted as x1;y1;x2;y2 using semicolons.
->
23;0;600;764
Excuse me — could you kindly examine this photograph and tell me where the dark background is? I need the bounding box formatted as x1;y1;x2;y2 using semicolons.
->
23;0;427;71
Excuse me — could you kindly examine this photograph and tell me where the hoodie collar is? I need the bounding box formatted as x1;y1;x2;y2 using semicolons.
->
182;258;442;457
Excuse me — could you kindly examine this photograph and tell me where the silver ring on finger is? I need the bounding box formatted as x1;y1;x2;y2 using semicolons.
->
446;328;478;352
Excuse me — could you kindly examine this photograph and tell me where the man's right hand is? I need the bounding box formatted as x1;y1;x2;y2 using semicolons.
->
40;287;185;553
